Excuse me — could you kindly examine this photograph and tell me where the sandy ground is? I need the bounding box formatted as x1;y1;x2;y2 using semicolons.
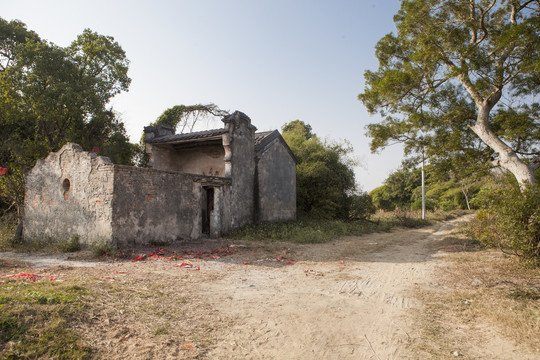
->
1;215;536;359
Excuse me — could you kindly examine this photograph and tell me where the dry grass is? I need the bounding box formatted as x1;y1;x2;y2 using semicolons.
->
411;228;540;358
0;260;234;359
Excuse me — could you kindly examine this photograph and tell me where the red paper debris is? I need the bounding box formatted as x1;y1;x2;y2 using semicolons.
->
285;261;294;265
243;262;249;265
174;263;193;268
0;167;7;175
338;260;344;264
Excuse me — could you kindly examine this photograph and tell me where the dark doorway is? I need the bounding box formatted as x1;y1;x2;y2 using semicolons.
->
202;187;214;235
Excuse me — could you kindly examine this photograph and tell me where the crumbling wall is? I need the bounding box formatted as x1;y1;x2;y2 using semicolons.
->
256;139;296;222
23;143;115;244
111;166;202;245
222;112;256;230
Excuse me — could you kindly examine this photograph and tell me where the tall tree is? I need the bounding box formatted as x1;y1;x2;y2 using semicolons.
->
359;0;540;189
0;18;132;216
281;120;357;219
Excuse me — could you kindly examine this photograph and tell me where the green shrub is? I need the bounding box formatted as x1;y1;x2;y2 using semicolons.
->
348;192;376;220
90;239;115;256
468;182;539;263
58;234;81;253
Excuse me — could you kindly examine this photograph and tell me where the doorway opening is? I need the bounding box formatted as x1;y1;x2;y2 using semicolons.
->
202;187;214;235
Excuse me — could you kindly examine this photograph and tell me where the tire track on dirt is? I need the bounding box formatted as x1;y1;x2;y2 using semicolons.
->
200;217;471;359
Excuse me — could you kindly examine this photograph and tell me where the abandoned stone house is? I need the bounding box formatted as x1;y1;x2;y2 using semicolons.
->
23;111;296;245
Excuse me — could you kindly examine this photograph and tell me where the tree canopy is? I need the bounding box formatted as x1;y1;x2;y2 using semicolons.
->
281;120;361;219
359;0;540;189
0;18;133;216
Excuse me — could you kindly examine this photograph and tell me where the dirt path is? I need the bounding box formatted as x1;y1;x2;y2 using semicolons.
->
198;219;465;359
3;215;533;359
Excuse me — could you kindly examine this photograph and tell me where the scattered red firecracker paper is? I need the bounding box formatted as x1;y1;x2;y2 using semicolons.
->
0;167;7;175
114;271;128;274
174;263;193;268
338;260;344;264
285;261;294;265
243;262;249;265
11;273;40;281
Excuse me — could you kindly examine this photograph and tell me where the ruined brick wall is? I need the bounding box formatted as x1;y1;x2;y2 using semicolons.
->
111;166;203;245
256;139;296;222
23;143;115;244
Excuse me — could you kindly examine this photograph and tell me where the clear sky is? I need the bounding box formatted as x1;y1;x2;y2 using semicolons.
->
2;0;405;191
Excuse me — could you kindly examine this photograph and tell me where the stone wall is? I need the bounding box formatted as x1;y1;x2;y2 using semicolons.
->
23;143;115;244
256;139;296;222
111;166;203;245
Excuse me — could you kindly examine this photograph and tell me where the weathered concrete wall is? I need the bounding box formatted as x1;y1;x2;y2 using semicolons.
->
256;139;296;222
222;112;256;230
111;166;203;245
149;144;225;176
23;143;115;244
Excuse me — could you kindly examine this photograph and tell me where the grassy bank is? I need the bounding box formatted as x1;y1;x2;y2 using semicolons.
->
226;209;468;243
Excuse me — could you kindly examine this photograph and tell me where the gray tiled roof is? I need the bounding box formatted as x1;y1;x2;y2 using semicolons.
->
146;128;228;144
254;130;297;163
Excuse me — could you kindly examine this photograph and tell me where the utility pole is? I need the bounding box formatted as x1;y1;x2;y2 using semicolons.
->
421;148;426;220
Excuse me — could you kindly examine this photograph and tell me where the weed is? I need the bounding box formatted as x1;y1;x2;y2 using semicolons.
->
154;327;169;336
58;234;81;253
508;287;540;301
90;238;115;256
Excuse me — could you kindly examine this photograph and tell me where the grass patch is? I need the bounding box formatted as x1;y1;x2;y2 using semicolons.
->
226;217;392;243
0;280;93;359
226;210;466;243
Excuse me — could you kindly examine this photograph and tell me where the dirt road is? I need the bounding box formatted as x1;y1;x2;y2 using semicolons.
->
199;219;462;359
2;215;535;359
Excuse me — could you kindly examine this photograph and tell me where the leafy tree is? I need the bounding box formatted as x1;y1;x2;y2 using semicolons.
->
369;166;422;211
281;120;358;219
0;18;133;217
359;0;540;190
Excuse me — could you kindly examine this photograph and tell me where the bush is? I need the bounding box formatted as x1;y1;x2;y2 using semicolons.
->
348;192;376;220
90;239;115;256
468;181;539;263
58;234;81;253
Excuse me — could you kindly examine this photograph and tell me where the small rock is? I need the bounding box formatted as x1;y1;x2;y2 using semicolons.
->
453;350;463;357
471;278;482;287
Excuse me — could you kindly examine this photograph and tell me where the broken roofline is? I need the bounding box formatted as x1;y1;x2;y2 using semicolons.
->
145;110;255;145
145;111;297;163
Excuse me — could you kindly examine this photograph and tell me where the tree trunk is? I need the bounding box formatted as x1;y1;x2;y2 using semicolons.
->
470;103;536;190
460;182;471;210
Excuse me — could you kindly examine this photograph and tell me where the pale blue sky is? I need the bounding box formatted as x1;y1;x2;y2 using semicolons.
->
2;0;404;191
